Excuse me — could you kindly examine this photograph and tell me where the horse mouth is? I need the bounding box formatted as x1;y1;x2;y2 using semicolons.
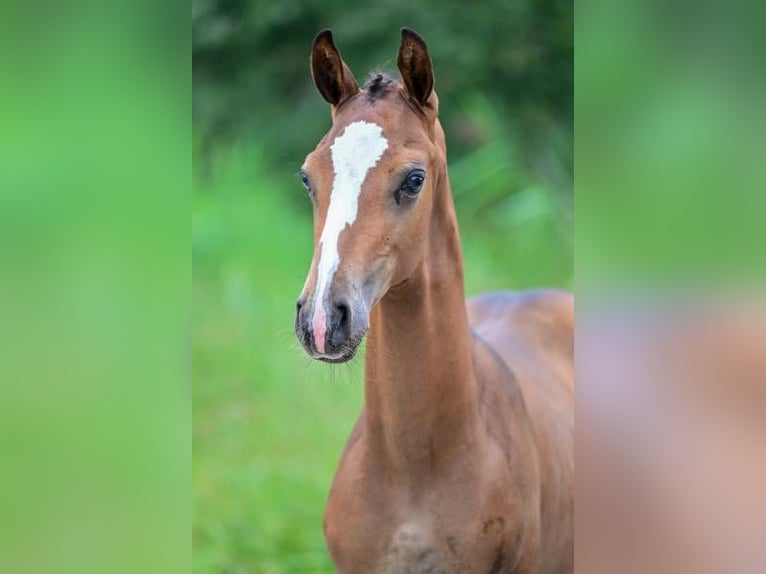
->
314;332;365;364
318;351;356;364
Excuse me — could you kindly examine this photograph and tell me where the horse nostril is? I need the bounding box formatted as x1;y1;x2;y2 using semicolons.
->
331;299;351;345
295;297;309;343
337;303;349;329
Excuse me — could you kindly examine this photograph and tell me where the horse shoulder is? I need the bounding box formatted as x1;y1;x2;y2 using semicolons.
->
468;289;574;574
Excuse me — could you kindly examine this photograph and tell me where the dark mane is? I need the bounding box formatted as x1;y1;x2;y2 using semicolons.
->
363;72;399;102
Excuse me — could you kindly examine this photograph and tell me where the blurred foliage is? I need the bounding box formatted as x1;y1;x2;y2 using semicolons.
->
193;2;572;572
0;3;188;574
576;0;766;289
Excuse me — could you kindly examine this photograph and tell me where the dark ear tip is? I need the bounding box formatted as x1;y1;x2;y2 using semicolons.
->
400;27;427;46
313;29;334;48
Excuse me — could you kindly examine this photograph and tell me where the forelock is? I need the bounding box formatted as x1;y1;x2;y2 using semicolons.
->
363;72;399;102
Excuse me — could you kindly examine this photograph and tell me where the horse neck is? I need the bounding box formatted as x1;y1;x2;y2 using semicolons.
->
363;158;479;477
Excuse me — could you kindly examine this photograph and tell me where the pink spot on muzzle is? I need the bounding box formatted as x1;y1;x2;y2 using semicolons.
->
312;301;327;354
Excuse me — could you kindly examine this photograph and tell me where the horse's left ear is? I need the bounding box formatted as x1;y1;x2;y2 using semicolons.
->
397;28;434;107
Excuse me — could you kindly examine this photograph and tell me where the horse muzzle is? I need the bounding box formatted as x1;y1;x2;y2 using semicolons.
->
295;293;368;363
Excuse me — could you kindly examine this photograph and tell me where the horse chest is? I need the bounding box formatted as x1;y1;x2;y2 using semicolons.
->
379;521;446;573
326;492;518;574
329;515;455;573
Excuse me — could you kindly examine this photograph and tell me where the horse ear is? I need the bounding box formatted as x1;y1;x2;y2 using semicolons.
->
397;28;434;107
311;29;359;107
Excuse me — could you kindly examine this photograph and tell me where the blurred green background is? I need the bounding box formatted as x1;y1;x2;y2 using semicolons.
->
0;3;187;574
576;0;766;290
192;1;572;571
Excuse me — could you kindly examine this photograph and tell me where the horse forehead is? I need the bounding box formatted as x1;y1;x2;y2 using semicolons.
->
330;120;389;162
302;121;391;187
306;111;419;178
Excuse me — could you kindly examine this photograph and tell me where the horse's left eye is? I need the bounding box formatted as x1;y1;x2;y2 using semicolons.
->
401;169;426;196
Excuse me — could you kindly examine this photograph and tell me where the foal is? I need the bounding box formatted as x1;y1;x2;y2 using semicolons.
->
295;28;573;574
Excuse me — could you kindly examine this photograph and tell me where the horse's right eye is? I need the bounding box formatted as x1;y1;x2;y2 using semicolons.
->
299;172;311;191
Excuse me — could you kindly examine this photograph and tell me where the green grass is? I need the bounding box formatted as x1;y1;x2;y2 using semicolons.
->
192;145;571;572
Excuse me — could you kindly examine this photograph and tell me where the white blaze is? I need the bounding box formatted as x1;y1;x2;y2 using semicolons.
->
311;120;388;353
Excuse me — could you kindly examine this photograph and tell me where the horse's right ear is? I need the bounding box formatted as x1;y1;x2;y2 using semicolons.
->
311;30;360;107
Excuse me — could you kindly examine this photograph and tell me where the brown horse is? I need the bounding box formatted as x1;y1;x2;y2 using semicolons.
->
295;28;573;574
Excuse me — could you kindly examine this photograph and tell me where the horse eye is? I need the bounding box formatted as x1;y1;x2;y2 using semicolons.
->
299;171;311;191
401;169;426;197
